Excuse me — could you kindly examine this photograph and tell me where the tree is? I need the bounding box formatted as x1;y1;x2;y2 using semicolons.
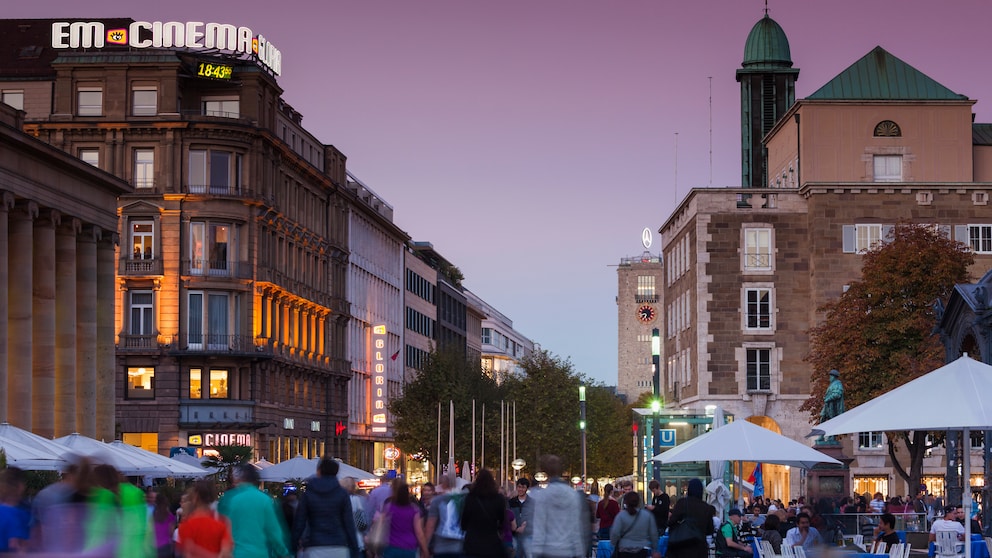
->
390;348;503;473
802;223;973;492
202;444;254;485
584;384;635;477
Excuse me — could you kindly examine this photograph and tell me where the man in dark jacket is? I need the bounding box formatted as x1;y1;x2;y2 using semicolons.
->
292;457;361;558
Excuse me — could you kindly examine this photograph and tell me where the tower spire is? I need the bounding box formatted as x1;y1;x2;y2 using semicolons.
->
764;0;769;17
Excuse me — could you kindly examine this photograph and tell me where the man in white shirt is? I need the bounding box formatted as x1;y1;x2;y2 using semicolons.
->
784;512;822;550
929;505;965;552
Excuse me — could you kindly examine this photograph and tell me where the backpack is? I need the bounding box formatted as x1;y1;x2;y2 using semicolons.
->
714;522;731;555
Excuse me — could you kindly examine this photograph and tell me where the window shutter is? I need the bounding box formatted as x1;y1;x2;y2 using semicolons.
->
939;225;951;239
842;225;856;253
881;225;894;244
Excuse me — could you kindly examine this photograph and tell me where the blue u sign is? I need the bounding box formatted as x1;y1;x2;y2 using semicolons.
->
658;429;676;447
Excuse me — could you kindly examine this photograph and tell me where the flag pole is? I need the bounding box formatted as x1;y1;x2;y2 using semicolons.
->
448;400;455;481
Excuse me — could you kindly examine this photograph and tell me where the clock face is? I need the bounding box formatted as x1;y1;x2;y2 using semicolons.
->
637;304;656;323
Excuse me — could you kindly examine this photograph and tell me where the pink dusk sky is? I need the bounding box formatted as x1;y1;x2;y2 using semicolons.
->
8;0;992;386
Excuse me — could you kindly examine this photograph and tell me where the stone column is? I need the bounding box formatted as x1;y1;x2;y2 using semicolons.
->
95;232;117;441
32;210;59;438
0;192;12;423
8;201;36;429
55;218;80;437
76;226;98;437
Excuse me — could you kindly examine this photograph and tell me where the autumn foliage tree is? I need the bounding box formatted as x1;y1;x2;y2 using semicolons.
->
803;223;973;492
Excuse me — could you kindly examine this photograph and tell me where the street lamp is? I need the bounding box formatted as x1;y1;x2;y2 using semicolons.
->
579;385;587;490
651;328;661;482
512;458;526;481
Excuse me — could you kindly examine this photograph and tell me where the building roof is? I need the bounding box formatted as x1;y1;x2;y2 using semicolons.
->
741;15;793;69
808;46;967;101
0;18;135;78
973;124;992;146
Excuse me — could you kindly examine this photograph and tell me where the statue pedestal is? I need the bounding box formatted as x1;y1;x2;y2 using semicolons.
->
807;443;854;508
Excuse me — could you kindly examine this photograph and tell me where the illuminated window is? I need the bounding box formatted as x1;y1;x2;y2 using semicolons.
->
122;432;158;453
209;369;229;398
190;368;202;399
1;90;23;111
131;220;154;260
77;87;102;116
636;276;656;300
134;149;154;189
126;366;154;399
132;86;157;116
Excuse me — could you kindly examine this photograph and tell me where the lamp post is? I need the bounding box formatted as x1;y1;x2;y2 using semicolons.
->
579;385;587;490
651;327;661;481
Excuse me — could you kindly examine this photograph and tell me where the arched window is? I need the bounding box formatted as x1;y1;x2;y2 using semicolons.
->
874;120;901;137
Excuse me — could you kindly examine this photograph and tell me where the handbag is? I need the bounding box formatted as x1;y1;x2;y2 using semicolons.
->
667;517;704;550
365;508;391;553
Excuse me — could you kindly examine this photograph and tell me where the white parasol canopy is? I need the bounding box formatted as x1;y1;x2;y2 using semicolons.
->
258;454;317;482
53;433;171;477
108;441;207;478
0;422;68;470
653;419;841;469
810;354;992;558
333;459;377;481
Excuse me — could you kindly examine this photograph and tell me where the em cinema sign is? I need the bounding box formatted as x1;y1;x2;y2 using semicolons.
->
51;20;282;76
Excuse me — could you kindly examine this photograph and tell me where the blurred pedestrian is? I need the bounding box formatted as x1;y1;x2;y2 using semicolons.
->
0;467;30;553
218;463;291;558
596;484;620;540
530;455;590;558
378;478;428;558
291;456;360;558
666;478;714;558
610;491;660;558
461;469;506;558
177;480;234;558
151;491;177;557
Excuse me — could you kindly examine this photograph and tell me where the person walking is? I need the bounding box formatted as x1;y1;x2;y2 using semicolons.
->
530;455;590;558
666;479;715;558
596;484;620;541
461;469;507;558
610;492;660;558
508;478;534;558
341;476;370;557
177;480;234;558
292;457;361;558
377;478;428;558
646;480;670;536
218;463;292;558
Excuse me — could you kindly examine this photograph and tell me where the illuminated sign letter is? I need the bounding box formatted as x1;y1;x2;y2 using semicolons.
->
129;22;152;47
53;22;105;48
237;27;253;54
52;22;70;48
161;21;184;48
204;23;238;50
185;22;204;48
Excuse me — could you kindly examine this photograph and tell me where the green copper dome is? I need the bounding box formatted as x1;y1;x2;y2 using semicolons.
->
742;15;793;68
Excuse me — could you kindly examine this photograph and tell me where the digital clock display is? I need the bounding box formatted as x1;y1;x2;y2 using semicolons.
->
196;62;234;80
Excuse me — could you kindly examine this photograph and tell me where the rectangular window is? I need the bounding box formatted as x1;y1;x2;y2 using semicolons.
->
77;87;103;116
129;291;154;335
131;221;154;260
132;87;157;116
481;328;491;344
746;348;771;391
78;148;99;167
744;228;772;271
209;369;229;399
856;224;883;253
190;368;202;399
858;431;884;449
873;155;903;182
187;292;231;349
969;225;992;254
637;276;655;297
188;149;241;194
203;97;239;118
1;90;24;111
134;149;154;189
121;432;158;453
189;221;233;275
745;288;772;329
126;366;154;399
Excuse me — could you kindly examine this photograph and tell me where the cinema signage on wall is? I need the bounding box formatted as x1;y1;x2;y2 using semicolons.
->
51;20;282;76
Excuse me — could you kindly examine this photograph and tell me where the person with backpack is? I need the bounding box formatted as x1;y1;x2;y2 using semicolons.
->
609;491;660;558
717;509;753;558
425;474;465;558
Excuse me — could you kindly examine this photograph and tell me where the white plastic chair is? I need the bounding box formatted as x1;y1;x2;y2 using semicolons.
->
887;543;903;558
792;546;807;558
870;541;887;555
759;540;780;558
781;545;796;558
853;535;865;551
935;531;961;557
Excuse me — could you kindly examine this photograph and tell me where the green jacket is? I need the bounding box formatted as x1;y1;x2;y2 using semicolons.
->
218;483;290;558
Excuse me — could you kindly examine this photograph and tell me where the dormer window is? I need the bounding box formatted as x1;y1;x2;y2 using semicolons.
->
874;120;901;137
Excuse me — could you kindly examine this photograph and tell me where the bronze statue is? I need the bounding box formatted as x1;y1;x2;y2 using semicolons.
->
818;369;844;444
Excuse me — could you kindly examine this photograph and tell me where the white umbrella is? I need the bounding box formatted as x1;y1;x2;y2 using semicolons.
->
109;441;207;478
0;436;67;470
171;452;209;471
706;406;730;517
258;454;317;482
653;419;842;469
53;433;171;477
810;354;992;558
252;458;275;469
334;459;377;481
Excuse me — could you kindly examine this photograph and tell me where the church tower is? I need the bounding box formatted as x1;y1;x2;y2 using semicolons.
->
736;13;799;188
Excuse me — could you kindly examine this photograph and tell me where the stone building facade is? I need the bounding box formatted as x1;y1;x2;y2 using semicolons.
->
0;102;130;441
658;15;992;500
616;252;664;403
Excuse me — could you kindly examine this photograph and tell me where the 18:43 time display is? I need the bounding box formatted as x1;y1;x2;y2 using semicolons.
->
196;62;234;80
